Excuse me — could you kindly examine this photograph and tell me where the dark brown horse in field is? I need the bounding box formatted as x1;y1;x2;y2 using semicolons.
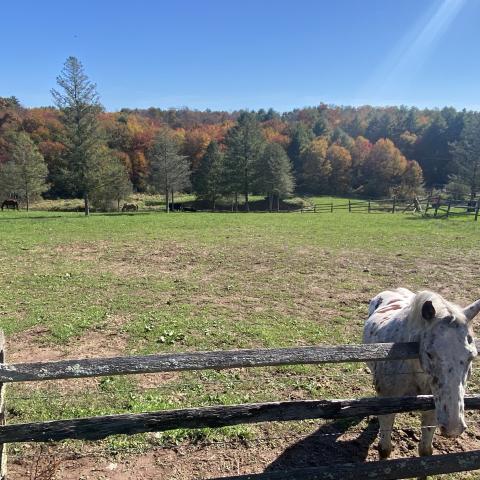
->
1;199;19;211
122;203;138;212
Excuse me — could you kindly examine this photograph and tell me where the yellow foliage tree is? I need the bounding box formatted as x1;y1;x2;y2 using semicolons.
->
363;138;408;196
327;144;352;194
299;137;330;193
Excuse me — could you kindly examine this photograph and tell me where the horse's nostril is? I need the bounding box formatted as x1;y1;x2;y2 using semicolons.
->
439;424;466;438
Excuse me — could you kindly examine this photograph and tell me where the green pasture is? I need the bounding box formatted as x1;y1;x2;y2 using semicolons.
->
1;204;479;477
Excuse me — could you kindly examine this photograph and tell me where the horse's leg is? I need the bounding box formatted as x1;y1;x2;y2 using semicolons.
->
419;409;436;456
378;413;395;459
417;410;436;480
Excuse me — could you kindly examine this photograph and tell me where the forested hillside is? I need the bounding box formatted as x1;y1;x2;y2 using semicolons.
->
1;58;479;211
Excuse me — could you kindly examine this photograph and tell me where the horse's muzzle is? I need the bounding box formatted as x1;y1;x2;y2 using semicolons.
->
439;423;466;438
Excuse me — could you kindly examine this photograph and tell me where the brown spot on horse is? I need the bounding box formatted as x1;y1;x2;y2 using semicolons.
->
376;304;402;314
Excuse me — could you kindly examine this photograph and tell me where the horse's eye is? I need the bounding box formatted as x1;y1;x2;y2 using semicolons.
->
467;335;473;344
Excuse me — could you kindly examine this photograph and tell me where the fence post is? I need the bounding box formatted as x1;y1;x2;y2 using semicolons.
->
331;202;333;213
392;196;396;214
447;200;452;218
0;330;6;480
348;200;351;212
475;200;480;222
314;205;316;213
368;201;371;213
434;200;439;217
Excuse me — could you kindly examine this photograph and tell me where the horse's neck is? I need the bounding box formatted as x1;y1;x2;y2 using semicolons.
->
403;309;424;342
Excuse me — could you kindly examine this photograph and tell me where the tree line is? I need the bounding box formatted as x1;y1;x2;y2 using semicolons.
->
1;57;479;214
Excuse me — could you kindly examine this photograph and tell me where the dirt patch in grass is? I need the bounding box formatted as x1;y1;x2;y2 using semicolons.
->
8;322;129;364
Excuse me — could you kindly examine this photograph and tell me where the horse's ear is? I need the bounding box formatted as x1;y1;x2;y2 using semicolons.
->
463;299;480;322
422;300;436;321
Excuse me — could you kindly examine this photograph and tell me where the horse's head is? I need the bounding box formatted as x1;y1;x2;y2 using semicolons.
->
415;292;479;437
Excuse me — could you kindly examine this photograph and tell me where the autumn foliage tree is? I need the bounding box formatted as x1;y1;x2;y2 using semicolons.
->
5;94;469;207
326;144;352;194
350;136;372;190
397;160;424;198
299;137;330;193
362;139;408;197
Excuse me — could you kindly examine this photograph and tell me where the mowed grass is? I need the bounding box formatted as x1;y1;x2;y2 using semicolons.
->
1;207;480;477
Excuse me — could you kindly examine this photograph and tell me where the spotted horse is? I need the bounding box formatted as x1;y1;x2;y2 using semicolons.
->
364;288;479;465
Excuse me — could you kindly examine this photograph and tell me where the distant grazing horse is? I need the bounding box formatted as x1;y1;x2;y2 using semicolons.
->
122;203;138;212
364;288;479;460
1;199;19;211
168;202;183;211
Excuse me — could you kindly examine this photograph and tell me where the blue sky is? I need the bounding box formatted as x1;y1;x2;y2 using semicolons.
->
1;0;479;112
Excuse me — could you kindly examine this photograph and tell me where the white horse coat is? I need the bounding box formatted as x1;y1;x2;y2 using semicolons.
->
364;288;479;459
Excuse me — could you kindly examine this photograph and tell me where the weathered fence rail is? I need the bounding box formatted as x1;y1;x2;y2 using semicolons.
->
3;394;480;444
301;198;412;215
0;342;426;383
424;195;480;220
2;335;480;479
301;195;480;220
215;450;480;480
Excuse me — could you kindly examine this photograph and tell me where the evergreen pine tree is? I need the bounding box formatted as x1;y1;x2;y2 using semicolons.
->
0;132;48;210
51;56;103;215
449;112;480;199
255;143;294;211
149;130;190;212
192;140;223;211
224;112;265;211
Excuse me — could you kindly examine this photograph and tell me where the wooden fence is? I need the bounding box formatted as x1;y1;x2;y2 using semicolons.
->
1;334;480;479
424;196;480;220
300;195;480;220
300;198;413;215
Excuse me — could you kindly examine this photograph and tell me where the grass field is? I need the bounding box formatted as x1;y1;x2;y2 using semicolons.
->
1;205;480;479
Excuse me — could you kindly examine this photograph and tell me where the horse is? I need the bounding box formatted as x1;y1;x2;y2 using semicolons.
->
1;199;19;211
168;202;183;211
122;203;138;212
364;288;479;461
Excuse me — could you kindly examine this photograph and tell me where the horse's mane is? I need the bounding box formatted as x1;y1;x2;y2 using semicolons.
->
407;290;466;327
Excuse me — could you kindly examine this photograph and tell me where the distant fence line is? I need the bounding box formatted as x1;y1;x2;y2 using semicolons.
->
1;334;480;479
301;196;480;220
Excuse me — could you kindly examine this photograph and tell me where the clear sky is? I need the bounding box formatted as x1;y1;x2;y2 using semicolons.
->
1;0;479;112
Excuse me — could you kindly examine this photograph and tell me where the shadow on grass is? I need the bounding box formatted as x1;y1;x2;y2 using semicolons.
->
264;417;378;472
0;211;160;220
90;211;160;217
0;215;64;221
404;215;449;221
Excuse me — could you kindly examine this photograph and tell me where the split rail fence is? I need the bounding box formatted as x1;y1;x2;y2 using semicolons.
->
301;196;480;220
1;331;480;479
300;198;410;215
